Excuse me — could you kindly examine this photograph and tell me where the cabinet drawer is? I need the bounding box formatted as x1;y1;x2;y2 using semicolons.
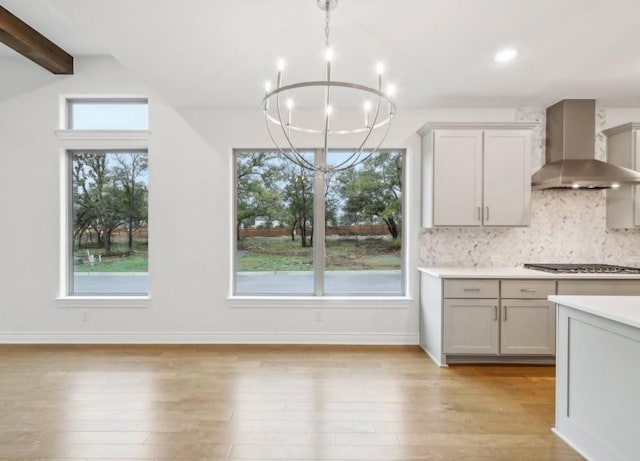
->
444;279;499;298
557;280;640;296
501;280;556;299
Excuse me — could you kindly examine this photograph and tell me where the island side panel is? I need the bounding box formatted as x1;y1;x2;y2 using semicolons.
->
420;272;446;366
555;303;640;461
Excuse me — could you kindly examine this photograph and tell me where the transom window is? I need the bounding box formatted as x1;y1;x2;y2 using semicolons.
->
66;98;148;130
234;149;404;296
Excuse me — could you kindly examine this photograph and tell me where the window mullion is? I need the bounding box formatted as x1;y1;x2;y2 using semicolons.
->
313;148;326;296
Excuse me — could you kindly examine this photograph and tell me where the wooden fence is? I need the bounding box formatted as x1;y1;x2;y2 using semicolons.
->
239;224;388;238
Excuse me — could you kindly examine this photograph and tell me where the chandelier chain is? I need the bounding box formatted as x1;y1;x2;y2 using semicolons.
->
324;3;330;48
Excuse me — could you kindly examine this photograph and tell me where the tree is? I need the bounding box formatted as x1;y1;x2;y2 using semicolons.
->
337;153;402;239
236;153;283;240
72;153;124;251
72;152;148;253
281;162;314;247
114;153;148;251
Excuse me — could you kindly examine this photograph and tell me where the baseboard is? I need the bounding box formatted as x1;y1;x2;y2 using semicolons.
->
446;355;556;365
419;344;447;367
551;428;591;461
0;331;420;345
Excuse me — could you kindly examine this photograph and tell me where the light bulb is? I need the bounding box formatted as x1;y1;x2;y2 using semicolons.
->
326;105;333;115
385;83;396;97
376;62;385;75
264;81;271;92
325;47;334;62
364;101;372;111
286;98;294;109
277;58;286;71
611;183;620;189
572;183;580;189
494;48;518;63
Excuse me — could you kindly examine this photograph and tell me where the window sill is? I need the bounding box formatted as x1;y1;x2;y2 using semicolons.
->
227;296;412;309
55;296;150;308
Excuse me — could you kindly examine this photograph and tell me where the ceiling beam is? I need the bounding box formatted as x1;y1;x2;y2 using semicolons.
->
0;5;73;74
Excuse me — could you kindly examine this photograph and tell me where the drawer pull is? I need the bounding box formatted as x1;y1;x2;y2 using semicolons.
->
520;288;537;293
463;288;481;292
503;306;508;321
493;305;498;321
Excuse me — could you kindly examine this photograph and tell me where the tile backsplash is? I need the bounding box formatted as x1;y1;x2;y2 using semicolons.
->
419;189;640;267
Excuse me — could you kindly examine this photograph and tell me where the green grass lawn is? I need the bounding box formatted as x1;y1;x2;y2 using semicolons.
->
237;235;400;272
74;240;148;272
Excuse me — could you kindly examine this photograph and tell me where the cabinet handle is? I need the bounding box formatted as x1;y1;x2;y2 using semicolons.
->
463;288;481;292
477;206;481;221
494;305;498;321
485;206;490;221
503;305;508;321
520;288;537;293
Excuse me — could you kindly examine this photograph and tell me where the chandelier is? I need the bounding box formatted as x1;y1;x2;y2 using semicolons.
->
262;0;396;173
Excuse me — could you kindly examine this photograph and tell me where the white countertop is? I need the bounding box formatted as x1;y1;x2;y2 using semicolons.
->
418;266;640;279
550;295;640;329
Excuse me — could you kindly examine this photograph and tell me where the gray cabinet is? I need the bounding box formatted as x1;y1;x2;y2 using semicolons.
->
419;271;640;366
500;280;556;356
558;279;640;295
443;279;555;357
419;123;534;227
603;123;640;228
443;280;499;355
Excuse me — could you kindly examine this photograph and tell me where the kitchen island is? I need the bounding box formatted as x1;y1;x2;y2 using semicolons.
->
550;295;640;461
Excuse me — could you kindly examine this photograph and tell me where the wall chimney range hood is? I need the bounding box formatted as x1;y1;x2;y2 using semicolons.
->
531;99;640;190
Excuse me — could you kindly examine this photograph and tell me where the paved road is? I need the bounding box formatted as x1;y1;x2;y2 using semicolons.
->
74;273;148;294
74;271;402;295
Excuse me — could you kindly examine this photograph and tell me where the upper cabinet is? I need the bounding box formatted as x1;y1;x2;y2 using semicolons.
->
603;123;640;229
419;123;534;227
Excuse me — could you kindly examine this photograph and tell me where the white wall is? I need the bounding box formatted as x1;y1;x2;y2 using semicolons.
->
4;57;636;343
0;57;439;343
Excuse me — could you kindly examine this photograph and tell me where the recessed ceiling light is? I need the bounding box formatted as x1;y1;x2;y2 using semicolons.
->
494;48;518;63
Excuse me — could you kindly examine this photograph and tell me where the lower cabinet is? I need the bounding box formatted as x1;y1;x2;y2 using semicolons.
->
443;279;556;358
500;299;555;355
420;273;640;365
443;299;499;354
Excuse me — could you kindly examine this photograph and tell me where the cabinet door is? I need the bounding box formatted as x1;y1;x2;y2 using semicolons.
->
433;130;483;226
444;298;499;354
483;130;531;226
500;300;556;355
634;131;640;226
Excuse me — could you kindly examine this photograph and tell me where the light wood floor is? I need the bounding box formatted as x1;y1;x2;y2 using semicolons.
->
0;345;583;460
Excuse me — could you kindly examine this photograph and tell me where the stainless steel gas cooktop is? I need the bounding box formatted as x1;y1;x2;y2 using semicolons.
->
524;263;640;274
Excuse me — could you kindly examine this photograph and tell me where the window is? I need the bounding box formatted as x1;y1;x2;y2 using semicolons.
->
69;150;149;295
234;149;404;296
60;97;149;298
67;99;148;130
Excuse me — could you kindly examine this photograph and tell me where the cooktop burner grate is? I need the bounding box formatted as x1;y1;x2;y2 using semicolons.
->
524;263;640;274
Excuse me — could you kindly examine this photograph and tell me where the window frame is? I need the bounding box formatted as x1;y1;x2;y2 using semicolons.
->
56;96;150;306
232;148;406;298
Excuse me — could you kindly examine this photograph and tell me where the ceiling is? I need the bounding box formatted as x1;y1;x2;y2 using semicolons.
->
2;0;640;109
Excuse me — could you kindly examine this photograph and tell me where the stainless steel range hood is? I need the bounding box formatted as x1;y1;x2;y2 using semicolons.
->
531;99;640;190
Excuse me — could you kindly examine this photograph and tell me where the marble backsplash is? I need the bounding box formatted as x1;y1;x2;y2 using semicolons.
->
419;187;640;267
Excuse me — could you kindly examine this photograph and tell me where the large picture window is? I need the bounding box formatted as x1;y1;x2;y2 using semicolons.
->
234;149;404;296
69;150;148;295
